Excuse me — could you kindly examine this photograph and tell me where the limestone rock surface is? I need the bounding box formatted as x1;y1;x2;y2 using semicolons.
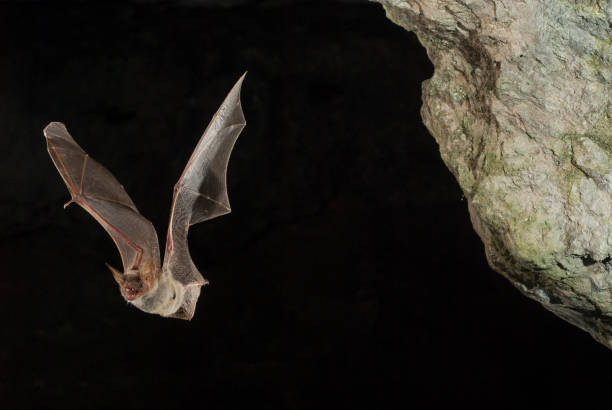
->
374;0;612;347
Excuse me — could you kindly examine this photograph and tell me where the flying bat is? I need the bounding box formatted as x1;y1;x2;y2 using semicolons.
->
44;74;246;320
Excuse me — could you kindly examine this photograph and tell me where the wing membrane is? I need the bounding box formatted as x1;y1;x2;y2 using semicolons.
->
44;122;160;272
163;74;246;285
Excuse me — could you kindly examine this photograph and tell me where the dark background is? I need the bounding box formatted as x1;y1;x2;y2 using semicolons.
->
1;1;609;409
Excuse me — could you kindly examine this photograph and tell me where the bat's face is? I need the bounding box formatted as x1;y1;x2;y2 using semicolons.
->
106;261;157;302
120;274;149;301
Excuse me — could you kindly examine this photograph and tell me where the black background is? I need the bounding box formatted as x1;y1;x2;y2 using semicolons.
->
1;2;609;409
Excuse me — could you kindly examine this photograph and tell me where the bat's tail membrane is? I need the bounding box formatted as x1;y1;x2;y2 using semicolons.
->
168;284;205;320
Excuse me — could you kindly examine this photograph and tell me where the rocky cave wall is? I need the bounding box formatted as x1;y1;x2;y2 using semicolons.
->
373;0;611;348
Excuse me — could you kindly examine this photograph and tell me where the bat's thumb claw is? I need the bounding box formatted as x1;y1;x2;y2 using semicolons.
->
63;199;75;209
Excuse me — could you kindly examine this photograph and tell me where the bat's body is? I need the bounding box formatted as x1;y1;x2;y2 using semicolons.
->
44;74;246;320
131;267;189;317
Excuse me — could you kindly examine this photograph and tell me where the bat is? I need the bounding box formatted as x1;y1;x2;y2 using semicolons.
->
44;74;246;320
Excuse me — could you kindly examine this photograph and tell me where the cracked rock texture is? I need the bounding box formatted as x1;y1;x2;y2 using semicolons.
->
375;0;612;348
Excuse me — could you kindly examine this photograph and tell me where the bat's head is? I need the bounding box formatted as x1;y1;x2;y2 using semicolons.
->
106;261;156;302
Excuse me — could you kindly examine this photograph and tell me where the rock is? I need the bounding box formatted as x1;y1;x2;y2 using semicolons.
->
373;0;612;348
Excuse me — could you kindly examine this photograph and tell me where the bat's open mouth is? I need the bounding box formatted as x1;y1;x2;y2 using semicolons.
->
124;286;140;301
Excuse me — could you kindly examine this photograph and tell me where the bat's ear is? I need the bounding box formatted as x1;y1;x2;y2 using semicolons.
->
105;263;125;286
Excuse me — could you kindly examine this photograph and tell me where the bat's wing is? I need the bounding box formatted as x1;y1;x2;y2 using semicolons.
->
162;73;246;296
44;122;161;274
